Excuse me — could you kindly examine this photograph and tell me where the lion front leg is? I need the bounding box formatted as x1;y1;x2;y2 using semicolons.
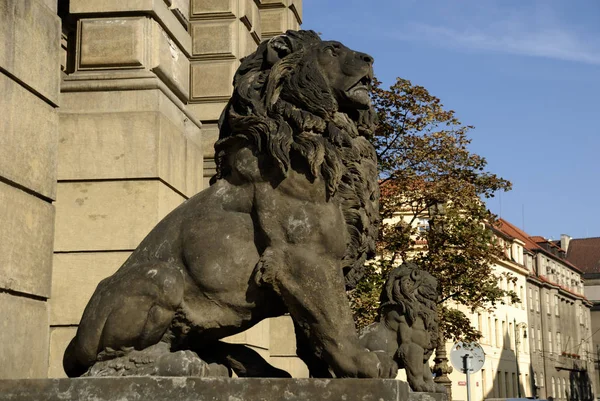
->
256;245;397;378
398;343;435;392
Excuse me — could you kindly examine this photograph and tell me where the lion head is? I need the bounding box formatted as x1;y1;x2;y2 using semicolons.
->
381;262;439;337
214;30;380;288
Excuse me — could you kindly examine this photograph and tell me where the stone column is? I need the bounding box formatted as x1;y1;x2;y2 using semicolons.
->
0;0;61;379
48;0;203;377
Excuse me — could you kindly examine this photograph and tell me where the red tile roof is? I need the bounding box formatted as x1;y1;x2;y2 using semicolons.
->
495;219;582;273
567;237;600;274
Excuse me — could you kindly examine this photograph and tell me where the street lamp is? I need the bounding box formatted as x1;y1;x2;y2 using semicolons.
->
514;319;528;398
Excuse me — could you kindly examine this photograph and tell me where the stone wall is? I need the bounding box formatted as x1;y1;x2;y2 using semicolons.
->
0;0;61;379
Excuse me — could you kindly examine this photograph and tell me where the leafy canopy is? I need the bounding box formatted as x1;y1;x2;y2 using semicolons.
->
350;78;514;342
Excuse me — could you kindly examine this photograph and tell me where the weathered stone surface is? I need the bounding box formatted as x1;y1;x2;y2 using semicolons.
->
188;100;229;122
0;182;54;298
151;20;190;100
54;181;185;252
78;18;146;69
0;377;420;401
50;252;130;325
70;0;191;56
58;111;201;197
190;0;236;17
0;0;61;105
190;59;237;100
260;7;299;38
270;315;297;357
0;294;49;379
0;74;58;200
191;19;237;57
60;89;201;144
63;31;387;381
48;327;77;378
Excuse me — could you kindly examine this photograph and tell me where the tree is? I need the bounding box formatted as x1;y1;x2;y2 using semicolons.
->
349;77;515;343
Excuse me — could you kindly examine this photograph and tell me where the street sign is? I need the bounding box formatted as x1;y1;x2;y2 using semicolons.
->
450;342;485;373
449;342;486;401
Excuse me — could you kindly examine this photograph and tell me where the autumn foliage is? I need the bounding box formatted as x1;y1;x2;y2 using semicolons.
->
350;78;514;342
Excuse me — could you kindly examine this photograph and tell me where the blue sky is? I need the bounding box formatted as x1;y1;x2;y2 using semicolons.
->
303;0;600;240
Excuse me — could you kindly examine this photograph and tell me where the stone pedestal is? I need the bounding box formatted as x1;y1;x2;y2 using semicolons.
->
0;377;447;401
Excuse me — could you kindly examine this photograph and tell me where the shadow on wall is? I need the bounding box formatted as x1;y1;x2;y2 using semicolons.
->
567;370;594;401
482;330;530;400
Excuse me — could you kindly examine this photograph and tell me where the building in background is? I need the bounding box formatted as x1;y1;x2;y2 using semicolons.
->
566;236;600;394
0;0;303;379
497;219;595;401
446;222;531;401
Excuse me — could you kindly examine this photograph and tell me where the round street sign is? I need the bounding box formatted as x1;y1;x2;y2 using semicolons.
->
450;342;485;374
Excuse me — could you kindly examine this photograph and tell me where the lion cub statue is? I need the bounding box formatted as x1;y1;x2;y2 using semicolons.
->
63;30;398;379
360;262;447;393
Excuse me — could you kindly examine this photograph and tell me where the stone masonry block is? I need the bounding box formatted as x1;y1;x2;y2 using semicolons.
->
48;327;77;378
70;0;191;56
54;180;185;252
0;294;49;379
191;59;237;100
0;182;54;299
191;0;236;18
50;252;130;326
260;7;298;39
78;18;147;70
191;20;237;58
240;22;259;58
0;74;58;200
58;111;199;197
151;20;190;100
0;0;61;104
188;101;229;122
200;123;220;159
269;315;297;356
290;0;302;23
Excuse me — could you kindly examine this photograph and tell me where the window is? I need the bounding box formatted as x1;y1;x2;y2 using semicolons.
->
502;321;507;349
562;378;567;399
482;368;487;395
540;372;545;388
555;296;560;316
528;287;533;310
488;316;492;345
505;372;510;398
548;330;553;353
538;328;542;350
530;328;536;351
535;289;540;312
520;286;524;309
509;322;514;350
551;377;556;398
417;218;429;232
557;332;561;354
512;373;517;398
546;293;550;313
525;374;529;397
495;319;500;347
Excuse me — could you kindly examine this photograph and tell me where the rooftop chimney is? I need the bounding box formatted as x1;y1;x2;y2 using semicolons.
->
560;234;571;252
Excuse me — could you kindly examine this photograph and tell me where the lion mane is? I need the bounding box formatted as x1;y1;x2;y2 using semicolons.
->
214;30;379;287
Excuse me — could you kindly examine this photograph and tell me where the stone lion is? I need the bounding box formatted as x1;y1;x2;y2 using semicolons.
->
63;30;397;379
359;262;446;393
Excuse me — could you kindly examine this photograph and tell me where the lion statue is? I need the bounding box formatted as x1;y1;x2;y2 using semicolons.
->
63;30;397;379
359;262;446;393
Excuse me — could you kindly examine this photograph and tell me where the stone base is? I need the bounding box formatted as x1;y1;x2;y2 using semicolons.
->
0;377;448;401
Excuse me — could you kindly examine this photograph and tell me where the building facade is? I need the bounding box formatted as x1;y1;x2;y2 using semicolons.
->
1;0;304;379
498;220;595;401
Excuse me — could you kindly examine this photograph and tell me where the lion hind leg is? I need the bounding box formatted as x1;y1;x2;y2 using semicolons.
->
64;261;185;377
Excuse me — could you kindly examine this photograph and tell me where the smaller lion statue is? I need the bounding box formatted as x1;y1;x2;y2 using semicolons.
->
359;262;446;393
